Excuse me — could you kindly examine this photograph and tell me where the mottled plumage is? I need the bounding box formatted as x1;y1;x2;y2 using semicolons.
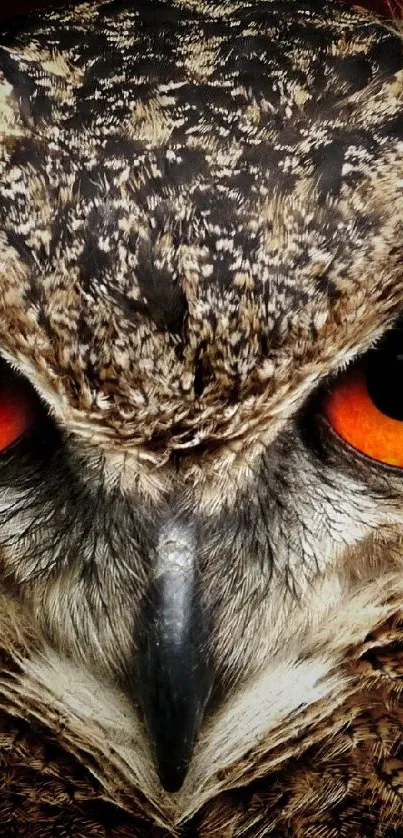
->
0;0;402;835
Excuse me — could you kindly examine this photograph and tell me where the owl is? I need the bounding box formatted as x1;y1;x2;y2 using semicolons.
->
0;0;402;834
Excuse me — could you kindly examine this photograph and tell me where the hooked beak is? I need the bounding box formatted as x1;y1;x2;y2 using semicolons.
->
137;521;213;793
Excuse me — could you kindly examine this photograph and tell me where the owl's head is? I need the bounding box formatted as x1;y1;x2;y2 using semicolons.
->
0;0;402;802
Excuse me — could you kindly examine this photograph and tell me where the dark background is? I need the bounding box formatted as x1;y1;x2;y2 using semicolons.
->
0;0;399;22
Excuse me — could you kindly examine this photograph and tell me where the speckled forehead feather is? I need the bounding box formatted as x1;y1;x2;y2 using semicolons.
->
0;0;402;451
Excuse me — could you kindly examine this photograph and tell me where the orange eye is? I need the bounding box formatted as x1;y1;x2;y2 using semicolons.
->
323;325;403;468
0;364;37;452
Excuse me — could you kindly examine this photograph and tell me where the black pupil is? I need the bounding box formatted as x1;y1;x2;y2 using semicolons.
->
366;323;403;421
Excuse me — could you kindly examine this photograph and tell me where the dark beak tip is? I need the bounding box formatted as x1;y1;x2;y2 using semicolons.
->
150;696;210;792
158;760;189;794
138;652;213;792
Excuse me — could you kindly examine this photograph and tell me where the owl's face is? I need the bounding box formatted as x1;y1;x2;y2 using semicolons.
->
0;0;402;806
